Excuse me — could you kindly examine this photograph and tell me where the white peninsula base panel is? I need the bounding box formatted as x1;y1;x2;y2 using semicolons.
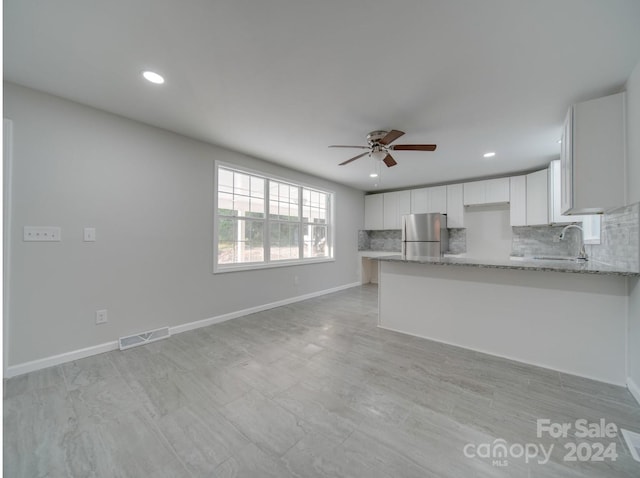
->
379;261;628;385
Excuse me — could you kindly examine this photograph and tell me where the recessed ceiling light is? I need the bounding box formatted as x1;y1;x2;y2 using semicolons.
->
142;71;165;84
557;139;562;144
369;173;379;178
483;152;496;158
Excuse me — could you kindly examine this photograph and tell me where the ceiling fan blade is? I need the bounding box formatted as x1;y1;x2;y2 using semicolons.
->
379;130;405;146
383;154;397;167
339;152;369;166
391;144;437;151
329;145;369;149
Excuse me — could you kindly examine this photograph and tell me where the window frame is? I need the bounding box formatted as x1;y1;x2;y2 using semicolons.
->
213;161;335;273
581;215;601;245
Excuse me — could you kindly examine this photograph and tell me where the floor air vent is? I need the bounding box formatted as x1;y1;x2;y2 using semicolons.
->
119;326;170;350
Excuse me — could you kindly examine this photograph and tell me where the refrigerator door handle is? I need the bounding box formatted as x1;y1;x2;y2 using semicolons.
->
401;215;406;242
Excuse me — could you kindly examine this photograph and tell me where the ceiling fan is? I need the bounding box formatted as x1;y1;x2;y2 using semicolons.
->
329;130;437;167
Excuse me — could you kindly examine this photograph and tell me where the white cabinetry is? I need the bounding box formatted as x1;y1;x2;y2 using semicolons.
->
365;191;412;230
364;194;384;230
464;178;510;206
526;169;548;226
463;181;484;206
560;92;625;214
446;184;465;228
410;186;447;214
510;170;548;226
509;176;527;226
549;160;577;224
382;191;411;229
486;178;510;204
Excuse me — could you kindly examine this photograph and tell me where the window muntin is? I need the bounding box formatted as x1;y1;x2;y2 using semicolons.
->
215;165;333;271
269;181;300;222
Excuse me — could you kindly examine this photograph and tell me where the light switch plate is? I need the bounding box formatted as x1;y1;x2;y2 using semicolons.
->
23;226;61;242
84;227;96;242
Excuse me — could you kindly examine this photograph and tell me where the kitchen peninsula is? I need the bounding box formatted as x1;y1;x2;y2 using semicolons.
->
377;255;639;386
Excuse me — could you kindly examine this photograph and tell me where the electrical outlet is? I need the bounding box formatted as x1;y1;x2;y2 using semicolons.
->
23;226;61;242
294;275;299;285
96;309;108;325
84;227;96;242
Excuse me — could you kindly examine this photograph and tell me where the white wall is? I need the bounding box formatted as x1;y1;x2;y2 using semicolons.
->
463;205;512;259
626;59;640;397
3;83;364;369
379;261;628;385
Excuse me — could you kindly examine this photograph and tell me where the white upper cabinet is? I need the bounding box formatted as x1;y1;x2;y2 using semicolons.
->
410;188;429;213
463;181;484;206
364;194;384;230
464;178;510;206
561;92;625;215
525;169;548;226
549;160;578;224
411;186;447;214
509;176;527;226
510;170;549;226
446;184;464;228
383;190;411;229
485;178;510;204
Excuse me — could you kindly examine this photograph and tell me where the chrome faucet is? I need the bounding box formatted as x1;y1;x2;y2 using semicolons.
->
559;224;588;261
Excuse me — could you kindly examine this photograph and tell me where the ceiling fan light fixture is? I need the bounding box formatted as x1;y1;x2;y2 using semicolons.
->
370;150;387;162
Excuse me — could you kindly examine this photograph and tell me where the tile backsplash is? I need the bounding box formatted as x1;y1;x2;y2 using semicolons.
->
357;230;371;250
586;203;639;272
358;228;465;254
448;229;467;254
511;225;581;258
358;230;402;252
511;202;639;272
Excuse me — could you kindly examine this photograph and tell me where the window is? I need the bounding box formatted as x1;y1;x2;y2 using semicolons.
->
582;215;601;245
215;163;334;272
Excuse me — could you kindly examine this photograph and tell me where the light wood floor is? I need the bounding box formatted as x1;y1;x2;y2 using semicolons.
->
4;285;640;477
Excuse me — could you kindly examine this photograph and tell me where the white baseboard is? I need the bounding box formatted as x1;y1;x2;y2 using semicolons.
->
5;341;119;378
4;281;361;378
170;281;360;335
628;377;640;407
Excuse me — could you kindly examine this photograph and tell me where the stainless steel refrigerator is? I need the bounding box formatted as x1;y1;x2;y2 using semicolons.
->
401;213;448;257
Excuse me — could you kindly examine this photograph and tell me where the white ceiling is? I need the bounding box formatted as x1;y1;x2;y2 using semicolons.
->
5;0;640;192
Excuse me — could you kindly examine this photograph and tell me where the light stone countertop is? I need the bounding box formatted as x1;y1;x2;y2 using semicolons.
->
377;254;640;277
358;250;401;257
